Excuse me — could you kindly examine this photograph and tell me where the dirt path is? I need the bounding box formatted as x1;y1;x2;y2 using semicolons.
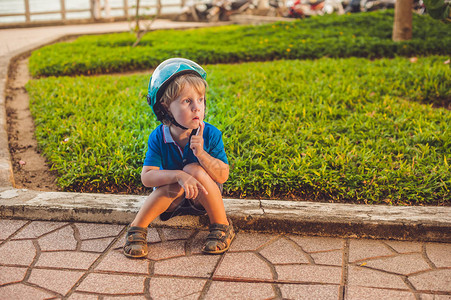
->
6;57;59;191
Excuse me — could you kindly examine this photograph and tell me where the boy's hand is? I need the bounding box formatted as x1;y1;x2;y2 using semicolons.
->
190;121;205;158
176;171;208;199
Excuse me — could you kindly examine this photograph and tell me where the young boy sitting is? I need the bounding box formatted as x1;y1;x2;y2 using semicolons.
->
123;58;235;258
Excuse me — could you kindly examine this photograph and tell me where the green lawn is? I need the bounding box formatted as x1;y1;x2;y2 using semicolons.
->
27;56;451;205
29;10;450;77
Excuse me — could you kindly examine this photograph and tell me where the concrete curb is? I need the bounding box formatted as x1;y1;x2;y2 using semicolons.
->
1;188;450;242
0;21;450;244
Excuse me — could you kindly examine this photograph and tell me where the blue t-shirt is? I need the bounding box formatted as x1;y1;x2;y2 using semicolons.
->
143;122;228;170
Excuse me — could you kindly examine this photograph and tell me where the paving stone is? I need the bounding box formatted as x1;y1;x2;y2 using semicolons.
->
384;240;422;253
290;236;344;253
419;294;451;299
279;284;340;299
76;273;145;294
347;265;408;289
348;239;394;262
0;283;55;299
311;250;343;266
276;265;342;284
408;269;451;292
38;225;77;251
161;228;194;241
36;251;99;270
0;240;36;266
364;253;431;275
259;237;310;264
75;223;124;240
80;237;114;252
148;227;162;243
425;243;451;268
67;292;99;300
0;219;27;239
95;249;149;274
147;240;186;261
214;252;274;280
154;255;219;278
104;296;147;299
27;268;84;295
12;221;65;239
173;294;200;300
149;277;205;299
205;281;276;300
345;286;415;299
190;230;209;254
228;232;277;252
0;266;27;285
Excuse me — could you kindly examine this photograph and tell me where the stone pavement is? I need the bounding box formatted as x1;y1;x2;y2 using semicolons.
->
1;219;450;299
0;20;450;300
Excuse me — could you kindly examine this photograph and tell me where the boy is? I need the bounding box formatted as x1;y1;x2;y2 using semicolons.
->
123;58;235;258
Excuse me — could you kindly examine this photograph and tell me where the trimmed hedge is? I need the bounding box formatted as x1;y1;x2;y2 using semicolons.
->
27;56;451;205
29;10;450;77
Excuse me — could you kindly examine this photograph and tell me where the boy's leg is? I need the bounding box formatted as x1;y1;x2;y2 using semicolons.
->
183;163;229;226
124;183;185;258
183;163;235;254
131;183;185;228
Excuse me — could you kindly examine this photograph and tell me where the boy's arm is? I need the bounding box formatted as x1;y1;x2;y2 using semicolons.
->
189;122;230;184
195;152;230;184
141;166;179;187
141;166;208;198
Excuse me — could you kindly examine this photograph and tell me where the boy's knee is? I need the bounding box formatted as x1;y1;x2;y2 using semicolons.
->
183;163;208;179
158;183;184;199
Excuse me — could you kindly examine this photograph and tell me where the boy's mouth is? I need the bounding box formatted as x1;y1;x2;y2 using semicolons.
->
193;117;200;120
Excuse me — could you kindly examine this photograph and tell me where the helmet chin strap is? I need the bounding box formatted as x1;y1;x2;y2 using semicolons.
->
159;107;189;130
166;115;188;130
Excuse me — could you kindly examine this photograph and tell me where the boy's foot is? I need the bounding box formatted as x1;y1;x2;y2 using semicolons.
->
123;226;148;258
202;219;235;255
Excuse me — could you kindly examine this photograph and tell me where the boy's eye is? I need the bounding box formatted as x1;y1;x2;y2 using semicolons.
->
184;99;191;104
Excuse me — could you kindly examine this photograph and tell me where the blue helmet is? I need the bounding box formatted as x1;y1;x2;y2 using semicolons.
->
147;58;207;127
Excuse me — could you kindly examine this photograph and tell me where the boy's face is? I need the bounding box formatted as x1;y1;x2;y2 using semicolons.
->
168;85;205;130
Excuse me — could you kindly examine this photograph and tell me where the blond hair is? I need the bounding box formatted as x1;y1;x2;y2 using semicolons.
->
160;73;207;126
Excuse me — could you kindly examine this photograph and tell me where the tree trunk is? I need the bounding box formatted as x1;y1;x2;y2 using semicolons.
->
392;0;413;41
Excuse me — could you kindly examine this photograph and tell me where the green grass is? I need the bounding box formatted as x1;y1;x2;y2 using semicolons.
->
29;10;450;77
27;56;451;205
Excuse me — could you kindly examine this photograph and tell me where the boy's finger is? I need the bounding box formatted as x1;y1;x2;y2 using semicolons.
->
199;183;208;195
188;186;195;199
196;121;204;137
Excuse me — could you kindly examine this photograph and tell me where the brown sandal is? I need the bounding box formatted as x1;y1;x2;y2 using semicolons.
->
123;226;148;258
202;219;235;255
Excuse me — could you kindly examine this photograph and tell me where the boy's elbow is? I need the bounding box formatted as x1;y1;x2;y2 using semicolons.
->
141;167;157;187
141;174;152;188
217;176;228;184
216;165;229;184
141;177;153;188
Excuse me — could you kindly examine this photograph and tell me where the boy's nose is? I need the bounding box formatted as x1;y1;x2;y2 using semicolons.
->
192;102;201;111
